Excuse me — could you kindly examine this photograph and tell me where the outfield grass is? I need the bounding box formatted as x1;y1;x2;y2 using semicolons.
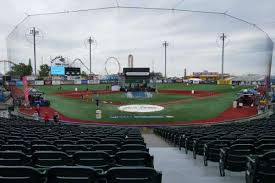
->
36;84;110;94
36;84;246;124
157;83;240;93
99;93;193;105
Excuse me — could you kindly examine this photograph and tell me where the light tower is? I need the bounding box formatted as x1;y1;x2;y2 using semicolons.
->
162;41;169;78
128;54;134;68
218;33;228;80
85;36;96;75
26;27;43;76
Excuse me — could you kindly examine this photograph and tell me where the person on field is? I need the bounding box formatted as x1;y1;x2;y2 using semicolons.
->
95;94;100;108
33;112;39;121
35;104;41;117
44;112;50;125
53;112;60;125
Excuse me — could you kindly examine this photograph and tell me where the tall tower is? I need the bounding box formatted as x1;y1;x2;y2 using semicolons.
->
128;54;134;68
184;68;187;79
162;41;169;78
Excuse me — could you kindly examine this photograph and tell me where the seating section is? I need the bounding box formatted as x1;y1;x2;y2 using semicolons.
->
0;166;161;183
154;118;275;180
246;151;275;183
0;116;162;183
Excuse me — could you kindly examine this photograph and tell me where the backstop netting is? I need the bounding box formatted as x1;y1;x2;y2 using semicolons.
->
6;7;273;80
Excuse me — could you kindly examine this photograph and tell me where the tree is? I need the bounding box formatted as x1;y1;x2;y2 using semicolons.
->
7;63;33;78
39;64;50;77
151;72;164;80
81;71;88;78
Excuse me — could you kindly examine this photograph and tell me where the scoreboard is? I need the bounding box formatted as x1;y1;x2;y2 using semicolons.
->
51;66;81;76
65;67;81;76
123;68;150;84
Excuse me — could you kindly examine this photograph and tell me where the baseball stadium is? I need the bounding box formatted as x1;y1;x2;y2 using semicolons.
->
0;1;274;183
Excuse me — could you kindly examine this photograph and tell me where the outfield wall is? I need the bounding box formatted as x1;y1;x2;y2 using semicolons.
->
8;80;101;86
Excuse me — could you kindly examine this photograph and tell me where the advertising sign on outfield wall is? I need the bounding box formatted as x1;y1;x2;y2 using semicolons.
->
26;76;37;81
35;80;44;86
88;80;100;84
27;81;35;86
74;80;81;85
52;80;61;85
61;80;74;85
9;81;16;86
81;80;88;84
15;81;23;86
44;80;52;85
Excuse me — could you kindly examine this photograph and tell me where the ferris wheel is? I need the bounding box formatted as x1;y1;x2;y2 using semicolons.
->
104;57;121;75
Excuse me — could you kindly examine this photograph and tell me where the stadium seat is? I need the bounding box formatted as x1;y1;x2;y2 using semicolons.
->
219;144;255;176
32;145;60;152
31;140;52;145
76;140;99;149
246;151;275;183
54;140;74;147
101;139;122;146
258;135;275;140
255;144;275;154
121;144;149;152
43;136;59;142
254;139;275;147
62;137;81;142
93;144;118;155
232;139;255;145
5;135;21;140
1;144;29;154
114;151;154;167
85;137;102;142
106;167;162;183
61;145;88;155
105;137;125;142
32;151;71;168
0;166;43;183
46;166;99;183
203;140;232;166
24;136;39;142
124;140;146;146
0;151;30;166
192;136;217;159
74;151;111;170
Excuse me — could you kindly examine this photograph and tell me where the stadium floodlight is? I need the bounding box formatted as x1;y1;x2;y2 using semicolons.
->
84;36;97;75
25;27;43;76
217;33;230;80
162;41;169;79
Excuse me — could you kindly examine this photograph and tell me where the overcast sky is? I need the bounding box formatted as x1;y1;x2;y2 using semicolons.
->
0;0;275;77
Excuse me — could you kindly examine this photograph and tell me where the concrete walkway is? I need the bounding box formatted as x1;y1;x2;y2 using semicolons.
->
143;132;244;183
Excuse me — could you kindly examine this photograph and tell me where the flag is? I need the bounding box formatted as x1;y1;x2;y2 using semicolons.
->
22;76;29;103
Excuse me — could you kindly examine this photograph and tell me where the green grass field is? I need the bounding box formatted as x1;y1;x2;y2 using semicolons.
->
36;84;246;124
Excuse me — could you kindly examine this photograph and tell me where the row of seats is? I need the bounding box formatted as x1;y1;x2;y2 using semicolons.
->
0;143;148;155
0;166;162;183
154;118;275;183
0;116;162;183
0;150;154;170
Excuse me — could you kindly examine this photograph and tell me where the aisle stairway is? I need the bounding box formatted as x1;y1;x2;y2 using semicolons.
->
142;132;244;183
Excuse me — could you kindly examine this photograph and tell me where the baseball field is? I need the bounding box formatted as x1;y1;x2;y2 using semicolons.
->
28;83;255;125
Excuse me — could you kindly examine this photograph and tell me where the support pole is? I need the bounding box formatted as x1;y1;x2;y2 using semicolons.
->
163;41;169;79
88;37;92;75
221;33;226;80
33;27;37;76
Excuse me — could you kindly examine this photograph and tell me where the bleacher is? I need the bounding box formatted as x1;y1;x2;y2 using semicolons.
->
2;114;275;183
0;116;162;183
154;118;275;183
